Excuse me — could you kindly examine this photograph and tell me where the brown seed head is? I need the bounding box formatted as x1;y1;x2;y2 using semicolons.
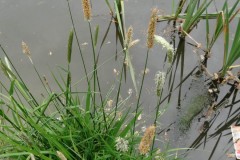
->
22;41;31;56
82;0;91;21
139;125;156;155
126;26;133;46
147;8;158;48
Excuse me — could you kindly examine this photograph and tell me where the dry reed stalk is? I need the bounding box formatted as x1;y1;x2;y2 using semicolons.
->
82;0;91;21
138;125;156;155
147;8;158;48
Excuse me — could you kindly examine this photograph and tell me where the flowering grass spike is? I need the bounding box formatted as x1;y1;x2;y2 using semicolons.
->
147;8;158;48
139;125;156;155
155;71;166;96
154;35;174;63
115;137;129;152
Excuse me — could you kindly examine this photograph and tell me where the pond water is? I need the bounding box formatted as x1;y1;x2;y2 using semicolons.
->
0;0;239;159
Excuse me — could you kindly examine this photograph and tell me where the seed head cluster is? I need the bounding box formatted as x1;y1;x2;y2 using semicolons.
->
126;26;133;46
22;41;31;56
147;8;158;48
155;71;166;96
115;137;129;152
82;0;91;21
154;35;174;63
138;125;156;155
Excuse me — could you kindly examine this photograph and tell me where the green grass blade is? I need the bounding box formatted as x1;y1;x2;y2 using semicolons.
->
67;29;74;64
224;19;240;72
85;83;91;125
105;0;113;14
114;1;124;39
175;0;187;18
182;0;198;31
223;3;229;70
9;79;15;96
205;9;210;48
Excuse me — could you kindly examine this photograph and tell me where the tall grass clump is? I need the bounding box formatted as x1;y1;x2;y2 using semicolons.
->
0;1;182;160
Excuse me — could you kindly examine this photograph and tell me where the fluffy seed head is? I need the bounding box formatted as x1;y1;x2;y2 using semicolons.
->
139;125;156;155
82;0;91;21
115;137;129;152
147;8;158;48
154;35;174;63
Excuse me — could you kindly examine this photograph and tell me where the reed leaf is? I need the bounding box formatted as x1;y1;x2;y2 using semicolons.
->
182;0;214;34
209;0;240;50
114;1;124;39
105;0;113;14
223;4;229;69
174;0;187;19
222;19;240;75
205;10;210;48
85;84;92;126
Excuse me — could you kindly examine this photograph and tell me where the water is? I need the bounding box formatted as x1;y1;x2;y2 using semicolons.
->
0;0;239;159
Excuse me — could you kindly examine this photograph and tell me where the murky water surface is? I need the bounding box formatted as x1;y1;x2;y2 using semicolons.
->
0;0;239;159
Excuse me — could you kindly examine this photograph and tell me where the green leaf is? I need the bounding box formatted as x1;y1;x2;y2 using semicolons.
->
67;29;74;64
223;19;240;73
9;79;15;96
105;0;113;14
85;83;91;124
175;0;187;18
223;3;229;69
205;10;210;48
114;1;124;39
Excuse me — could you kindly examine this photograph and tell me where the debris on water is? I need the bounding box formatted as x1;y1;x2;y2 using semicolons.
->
113;68;119;76
226;153;235;158
141;68;150;74
105;41;111;45
81;42;88;46
198;121;209;133
128;88;133;96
